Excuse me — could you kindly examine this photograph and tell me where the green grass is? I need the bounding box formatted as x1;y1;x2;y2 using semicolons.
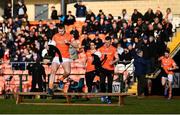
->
0;97;180;114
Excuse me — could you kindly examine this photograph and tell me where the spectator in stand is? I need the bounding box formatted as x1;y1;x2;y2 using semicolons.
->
51;6;58;20
153;17;160;30
155;23;168;57
131;9;143;24
86;9;96;21
163;19;173;41
121;22;132;39
16;0;27;19
70;26;79;40
74;1;87;17
109;21;119;38
0;43;5;61
65;11;76;25
159;49;178;99
96;10;105;21
98;14;106;24
91;20;100;34
155;8;163;23
146;36;158;95
81;32;91;52
117;43;124;58
165;8;173;23
144;8;155;24
99;36;119;104
82;21;91;34
3;2;12;20
102;20;111;34
121;9;129;22
58;12;66;24
107;14;114;23
92;32;103;49
45;22;58;40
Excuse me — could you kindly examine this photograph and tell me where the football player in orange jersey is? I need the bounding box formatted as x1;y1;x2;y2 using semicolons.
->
159;49;178;99
47;24;78;95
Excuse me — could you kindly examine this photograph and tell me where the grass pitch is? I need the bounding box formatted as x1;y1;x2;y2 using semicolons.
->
0;96;180;114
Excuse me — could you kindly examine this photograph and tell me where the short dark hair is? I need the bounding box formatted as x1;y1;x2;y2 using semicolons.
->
105;36;111;41
165;48;170;53
57;24;65;29
136;49;143;54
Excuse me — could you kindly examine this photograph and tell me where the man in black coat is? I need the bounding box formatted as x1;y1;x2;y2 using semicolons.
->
131;9;143;24
4;2;12;19
29;54;46;92
134;49;148;97
51;6;58;20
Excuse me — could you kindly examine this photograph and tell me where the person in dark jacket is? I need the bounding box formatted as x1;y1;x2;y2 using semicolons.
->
70;26;79;40
91;33;103;49
51;6;58;20
16;0;27;19
131;9;143;24
144;8;155;23
74;1;87;17
134;49;148;97
29;54;46;92
65;11;76;25
81;32;91;52
4;2;12;19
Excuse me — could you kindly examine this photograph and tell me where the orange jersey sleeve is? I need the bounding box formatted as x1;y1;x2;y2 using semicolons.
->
99;45;116;70
52;33;73;58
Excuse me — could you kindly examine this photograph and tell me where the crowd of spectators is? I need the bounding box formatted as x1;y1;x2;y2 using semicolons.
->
0;0;174;75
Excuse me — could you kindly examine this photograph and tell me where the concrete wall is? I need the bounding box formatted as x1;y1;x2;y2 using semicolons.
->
67;0;180;17
0;0;180;21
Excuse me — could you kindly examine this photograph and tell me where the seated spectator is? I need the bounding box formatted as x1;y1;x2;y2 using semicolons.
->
144;8;155;24
109;21;119;38
117;43;124;57
92;32;103;49
131;9;143;24
65;11;76;25
165;8;173;23
155;8;163;23
82;21;91;34
121;9;129;22
91;20;100;34
70;26;79;40
96;10;106;21
86;9;96;21
107;14;114;23
45;22;58;40
58;12;66;24
81;32;91;52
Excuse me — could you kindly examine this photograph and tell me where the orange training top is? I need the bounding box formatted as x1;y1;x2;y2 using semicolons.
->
52;33;73;58
99;45;116;70
85;50;96;72
160;56;176;74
